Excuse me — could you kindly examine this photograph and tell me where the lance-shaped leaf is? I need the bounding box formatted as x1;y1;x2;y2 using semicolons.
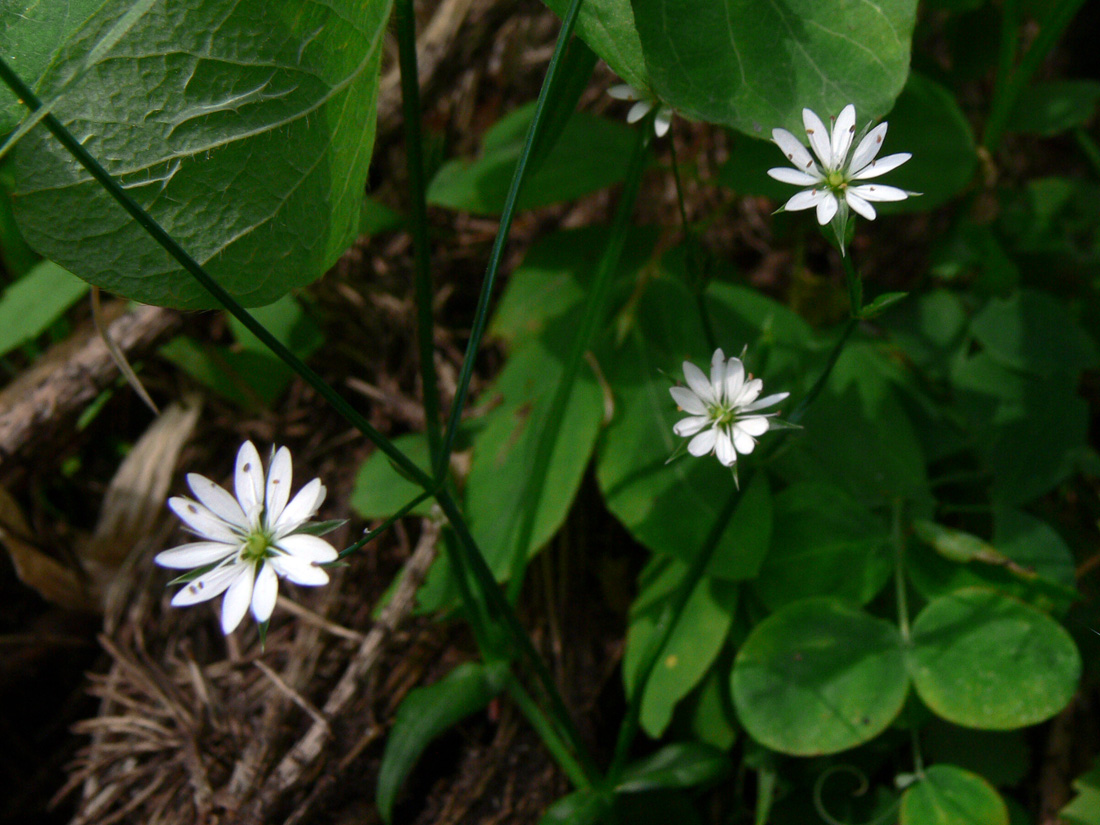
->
7;0;389;308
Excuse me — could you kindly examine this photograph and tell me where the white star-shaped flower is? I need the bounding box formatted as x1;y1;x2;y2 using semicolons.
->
670;349;789;467
608;83;673;138
156;440;338;634
767;104;912;229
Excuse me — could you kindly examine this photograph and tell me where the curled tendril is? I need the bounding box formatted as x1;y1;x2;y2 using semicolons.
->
812;764;901;825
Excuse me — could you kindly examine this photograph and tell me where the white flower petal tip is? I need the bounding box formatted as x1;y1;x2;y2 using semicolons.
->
609;80;674;138
669;349;788;469
768;103;912;244
157;440;337;635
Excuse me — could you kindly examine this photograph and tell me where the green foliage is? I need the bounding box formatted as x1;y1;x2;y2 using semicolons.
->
0;259;88;356
5;0;389;308
899;765;1008;825
1061;759;1100;825
159;295;322;409
376;661;509;823
427;104;637;214
615;742;730;792
1007;80;1100;136
732;598;909;756
630;0;917;136
907;588;1081;730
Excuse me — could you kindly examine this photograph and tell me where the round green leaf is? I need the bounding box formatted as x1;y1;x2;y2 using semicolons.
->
630;0;917;136
971;289;1099;376
909;588;1081;729
900;765;1007;825
732;598;907;756
10;0;388;308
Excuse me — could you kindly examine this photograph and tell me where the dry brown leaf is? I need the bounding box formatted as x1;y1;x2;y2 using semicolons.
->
0;485;94;611
82;395;202;602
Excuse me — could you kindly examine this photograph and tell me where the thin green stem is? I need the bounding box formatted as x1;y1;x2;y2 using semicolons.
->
505;676;591;789
435;0;584;479
0;58;433;493
504;125;650;603
610;490;742;777
892;498;910;643
434;486;599;781
395;0;442;464
338;490;434;559
841;251;863;317
668;133;718;352
788;319;856;426
983;0;1087;152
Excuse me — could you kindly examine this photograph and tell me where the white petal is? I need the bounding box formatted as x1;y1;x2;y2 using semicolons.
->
683;360;717;405
709;349;728;395
688;428;718;457
265;446;293;526
654;108;672;138
852;152;910;180
275;533;339;564
830;104;857;169
715;432;737;466
802;108;833;169
743;391;790;412
732;428;757;455
170;562;242;606
848;123;888;172
773;128;817;175
849;183;909;202
273;478;326;534
186;473;247;527
724;358;746;401
235;441;265;519
846;191;877;220
673;415;710;437
734;377;763;407
670;386;707;415
736;416;771;437
271;555;330;586
627;100;652;124
768;167;822;186
155;541;237;569
169;496;241;543
250;563;279;623
608;83;639;101
785;188;828;212
815;192;839;225
220;564;255;634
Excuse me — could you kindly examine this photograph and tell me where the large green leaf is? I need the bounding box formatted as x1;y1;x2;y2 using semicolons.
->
629;0;918;135
0;259;89;356
616;743;731;793
752;482;891;610
8;0;389;308
623;556;738;737
732;597;908;756
970;289;1098;376
900;765;1008;825
376;661;508;823
908;588;1080;730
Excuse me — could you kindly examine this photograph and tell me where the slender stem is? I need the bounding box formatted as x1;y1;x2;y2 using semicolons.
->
0;58;434;493
983;0;1087;152
338;489;434;558
504;125;650;603
435;0;585;479
788;319;856;426
505;676;591;789
892;498;910;643
434;486;599;781
394;0;442;464
610;490;742;776
841;252;862;317
668;134;717;352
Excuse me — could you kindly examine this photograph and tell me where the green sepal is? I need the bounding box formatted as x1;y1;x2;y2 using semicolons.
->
294;518;347;537
166;561;221;586
860;291;909;319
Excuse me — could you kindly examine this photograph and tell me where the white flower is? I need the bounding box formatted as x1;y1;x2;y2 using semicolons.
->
670;349;789;467
767;104;912;227
608;83;673;138
156;440;338;634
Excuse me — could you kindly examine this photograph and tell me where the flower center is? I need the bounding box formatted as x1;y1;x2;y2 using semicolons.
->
242;530;274;563
710;404;739;428
825;170;848;190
